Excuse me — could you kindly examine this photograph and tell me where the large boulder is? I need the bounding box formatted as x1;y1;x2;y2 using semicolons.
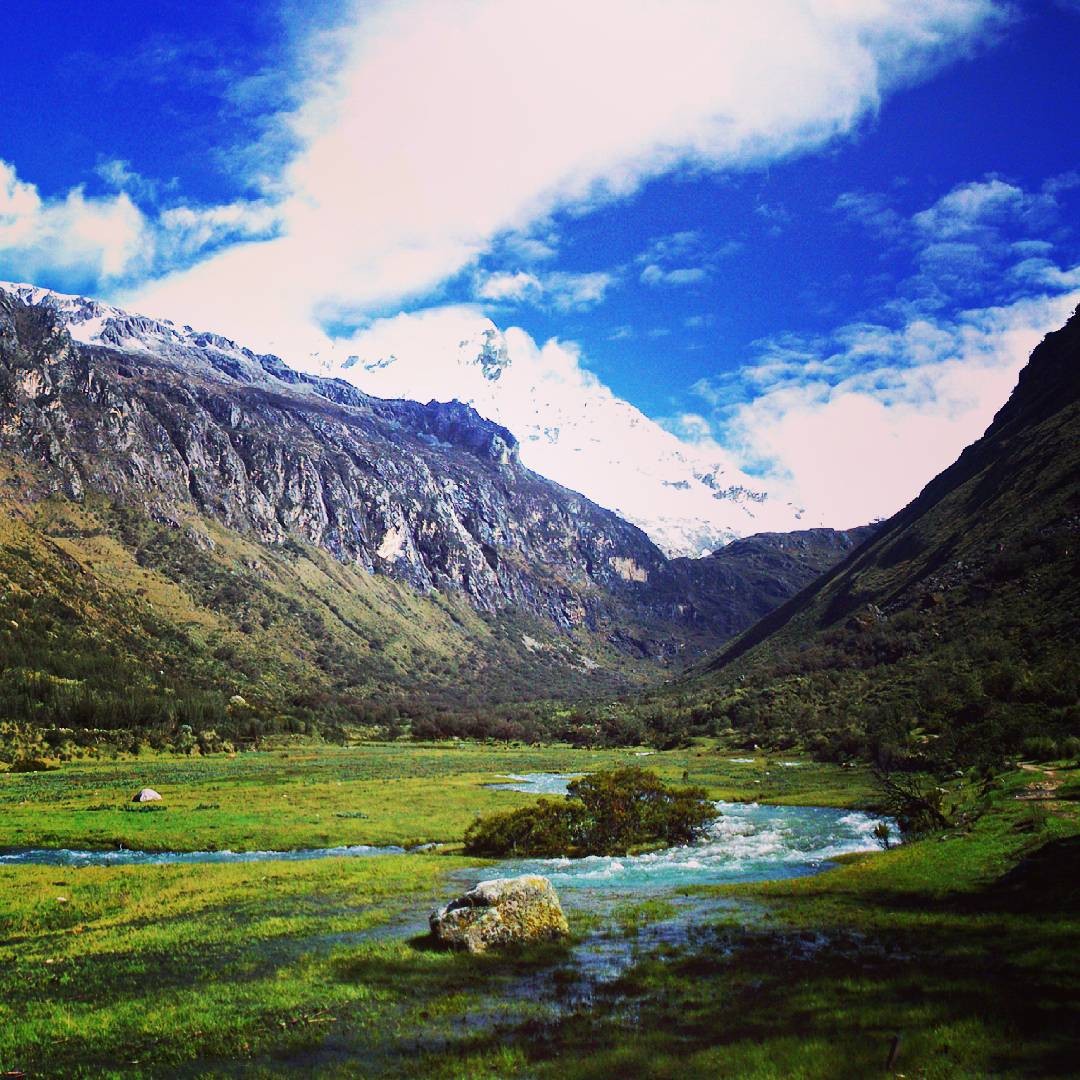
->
429;875;569;954
132;788;162;803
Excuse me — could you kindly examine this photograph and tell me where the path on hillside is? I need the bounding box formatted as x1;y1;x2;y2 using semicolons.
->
1017;763;1067;809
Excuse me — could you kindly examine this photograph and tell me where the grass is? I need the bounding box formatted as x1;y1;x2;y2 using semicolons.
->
1;745;1074;1078
0;742;880;852
480;765;1080;1079
0;854;473;1076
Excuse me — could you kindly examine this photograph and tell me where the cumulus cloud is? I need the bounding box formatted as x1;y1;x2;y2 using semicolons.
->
635;230;740;288
714;290;1080;525
94;158;172;204
0;160;152;289
911;177;1055;239
640;264;709;287
834;173;1078;314
472;267;615;311
474;270;543;302
0;158;279;293
677;173;1080;525
543;271;617;311
124;0;1003;354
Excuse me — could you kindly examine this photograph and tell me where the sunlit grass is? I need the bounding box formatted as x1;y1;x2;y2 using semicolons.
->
0;742;879;852
3;746;1071;1077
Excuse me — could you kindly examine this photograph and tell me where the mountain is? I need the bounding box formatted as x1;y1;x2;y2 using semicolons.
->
669;526;878;641
310;310;809;556
0;283;863;748
652;305;1080;765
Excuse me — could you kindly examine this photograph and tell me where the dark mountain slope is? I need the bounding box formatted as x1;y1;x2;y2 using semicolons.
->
649;306;1080;765
671;526;878;641
0;286;867;751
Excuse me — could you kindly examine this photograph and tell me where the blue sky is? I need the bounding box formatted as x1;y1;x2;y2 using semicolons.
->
2;1;1079;532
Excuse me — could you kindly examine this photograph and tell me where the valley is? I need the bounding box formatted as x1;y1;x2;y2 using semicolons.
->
1;743;1076;1078
3;6;1079;1077
0;284;1077;1080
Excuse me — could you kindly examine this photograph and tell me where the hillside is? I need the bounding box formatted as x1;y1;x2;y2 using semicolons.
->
670;526;878;641
0;285;862;754
638;305;1080;765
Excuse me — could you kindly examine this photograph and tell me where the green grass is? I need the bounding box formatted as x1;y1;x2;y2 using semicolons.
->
2;746;1074;1078
482;772;1080;1079
0;854;473;1076
0;742;879;852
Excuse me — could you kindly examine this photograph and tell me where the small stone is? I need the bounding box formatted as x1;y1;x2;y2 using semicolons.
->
132;788;162;803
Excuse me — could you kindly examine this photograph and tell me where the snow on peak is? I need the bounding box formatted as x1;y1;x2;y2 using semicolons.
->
0;280;304;389
0;282;807;555
309;307;808;556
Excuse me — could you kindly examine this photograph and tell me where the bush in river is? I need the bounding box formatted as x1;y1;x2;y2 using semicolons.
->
463;766;716;857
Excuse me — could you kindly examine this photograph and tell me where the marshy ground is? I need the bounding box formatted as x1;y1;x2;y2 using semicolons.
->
1;745;1076;1078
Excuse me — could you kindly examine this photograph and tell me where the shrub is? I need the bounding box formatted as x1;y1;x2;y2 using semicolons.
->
1059;735;1080;762
463;767;715;858
1022;735;1059;762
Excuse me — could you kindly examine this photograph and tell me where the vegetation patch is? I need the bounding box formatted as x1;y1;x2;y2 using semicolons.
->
463;767;715;857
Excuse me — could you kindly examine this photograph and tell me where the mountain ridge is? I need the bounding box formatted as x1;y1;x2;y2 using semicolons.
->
643;304;1080;764
0;282;807;556
0;283;870;748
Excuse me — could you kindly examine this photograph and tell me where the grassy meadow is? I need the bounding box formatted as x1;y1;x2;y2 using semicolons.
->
0;741;878;852
1;743;1076;1078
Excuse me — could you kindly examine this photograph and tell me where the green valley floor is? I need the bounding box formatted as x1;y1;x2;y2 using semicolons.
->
0;743;1076;1078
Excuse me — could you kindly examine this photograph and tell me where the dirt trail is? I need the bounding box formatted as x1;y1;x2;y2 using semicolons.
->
1016;763;1064;803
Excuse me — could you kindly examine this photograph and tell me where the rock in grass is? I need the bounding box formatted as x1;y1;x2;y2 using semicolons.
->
429;875;569;954
132;788;162;803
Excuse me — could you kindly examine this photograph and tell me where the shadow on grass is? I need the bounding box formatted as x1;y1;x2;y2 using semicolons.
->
470;838;1080;1079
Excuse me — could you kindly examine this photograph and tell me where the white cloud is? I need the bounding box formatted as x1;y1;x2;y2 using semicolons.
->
94;158;171;204
833;190;906;239
635;230;740;288
1008;259;1080;290
0;158;279;293
640;264;709;287
499;232;559;264
473;268;615;311
157;202;281;261
0;159;151;288
714;288;1080;526
544;270;616;311
639;231;705;264
911;177;1052;238
683;174;1080;526
124;0;1003;354
474;270;543;302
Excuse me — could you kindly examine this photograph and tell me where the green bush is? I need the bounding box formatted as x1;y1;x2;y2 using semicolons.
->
463;767;715;858
1022;735;1059;762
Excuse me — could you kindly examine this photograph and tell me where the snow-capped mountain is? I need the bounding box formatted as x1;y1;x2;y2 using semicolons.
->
0;281;310;392
1;282;806;556
316;308;807;556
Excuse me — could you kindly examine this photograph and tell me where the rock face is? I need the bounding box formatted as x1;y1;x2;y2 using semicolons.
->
0;283;870;675
132;788;162;802
0;285;686;655
429;875;569;953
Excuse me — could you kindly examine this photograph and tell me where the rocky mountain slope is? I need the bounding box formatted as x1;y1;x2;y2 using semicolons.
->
311;312;808;556
647;304;1080;765
0;283;865;745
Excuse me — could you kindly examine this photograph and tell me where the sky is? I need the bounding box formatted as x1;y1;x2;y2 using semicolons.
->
2;0;1079;533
